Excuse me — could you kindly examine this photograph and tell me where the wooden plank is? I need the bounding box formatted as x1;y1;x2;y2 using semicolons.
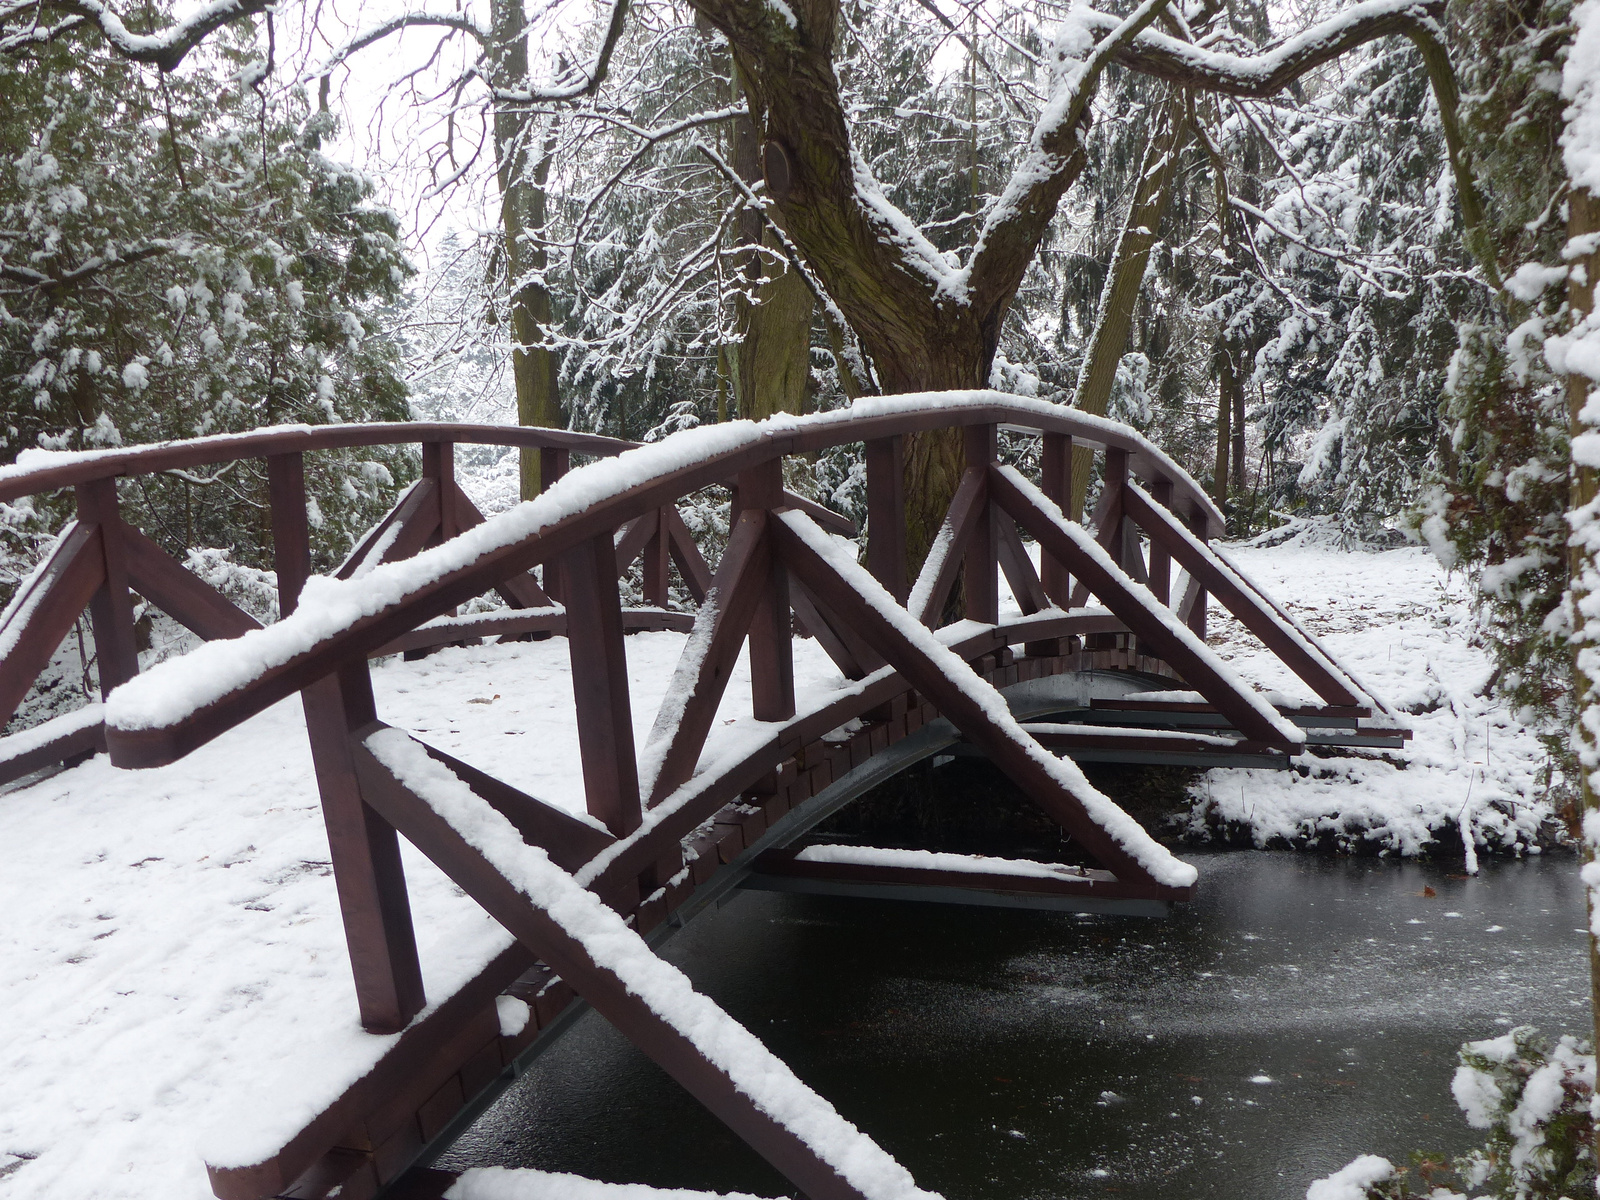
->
612;512;659;577
962;423;998;624
772;512;1167;890
268;452;312;616
301;660;426;1033
989;467;1295;749
642;512;671;608
751;848;1172;901
1122;482;1363;707
120;524;262;641
740;461;794;722
448;485;551;609
1147;478;1173;604
562;532;642;837
0;422;634;505
646;513;773;806
788;576;884;681
351;740;881;1200
1185;500;1209;639
0;521;105;722
75;478;139;696
335;480;442;581
205;943;533;1200
779;491;855;537
0;713;105;787
865;435;906;603
994;513;1050;616
411;737;616;873
661;505;713;605
422;442;456;545
909;467;987;627
1039;432;1072;604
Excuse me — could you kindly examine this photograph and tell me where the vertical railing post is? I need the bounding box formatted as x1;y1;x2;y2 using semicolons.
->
1148;478;1173;605
74;477;139;696
1186;501;1210;640
739;458;795;722
540;446;570;604
642;510;671;608
304;658;426;1033
963;423;998;624
563;531;643;837
865;435;907;604
1040;432;1072;607
1101;447;1130;572
267;452;311;617
423;440;457;544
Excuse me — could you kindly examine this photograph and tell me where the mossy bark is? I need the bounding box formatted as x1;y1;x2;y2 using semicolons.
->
491;0;562;499
1067;92;1190;519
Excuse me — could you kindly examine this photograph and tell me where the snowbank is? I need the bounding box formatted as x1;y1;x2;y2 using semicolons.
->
1181;527;1564;859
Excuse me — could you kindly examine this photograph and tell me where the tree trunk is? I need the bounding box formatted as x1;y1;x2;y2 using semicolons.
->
1563;188;1600;1140
729;75;813;422
1068;91;1190;519
1214;338;1237;511
491;0;562;500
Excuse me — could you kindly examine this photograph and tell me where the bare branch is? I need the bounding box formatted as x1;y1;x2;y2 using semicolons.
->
488;0;631;104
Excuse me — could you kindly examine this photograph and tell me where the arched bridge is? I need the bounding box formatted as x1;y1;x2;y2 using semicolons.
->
0;391;1406;1200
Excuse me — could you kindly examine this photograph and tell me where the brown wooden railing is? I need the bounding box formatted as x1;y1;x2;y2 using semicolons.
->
1;394;1401;1200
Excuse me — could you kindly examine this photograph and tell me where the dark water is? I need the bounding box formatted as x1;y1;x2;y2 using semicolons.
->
437;850;1588;1199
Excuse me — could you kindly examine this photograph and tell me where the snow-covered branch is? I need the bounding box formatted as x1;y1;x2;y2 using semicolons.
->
1096;0;1446;97
487;0;631;104
315;12;487;77
0;241;174;293
1;0;271;67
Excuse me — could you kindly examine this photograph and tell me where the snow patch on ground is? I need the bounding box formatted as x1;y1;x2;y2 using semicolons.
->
1181;532;1565;858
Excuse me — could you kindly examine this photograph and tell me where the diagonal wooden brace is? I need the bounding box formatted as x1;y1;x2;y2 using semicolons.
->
1121;482;1364;707
351;732;888;1200
772;512;1168;890
120;524;262;641
909;467;987;627
989;467;1299;750
644;511;775;806
0;521;106;722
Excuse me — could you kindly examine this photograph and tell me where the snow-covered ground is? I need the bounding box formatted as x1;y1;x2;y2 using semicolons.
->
1183;523;1566;861
0;523;1567;1199
0;630;844;1200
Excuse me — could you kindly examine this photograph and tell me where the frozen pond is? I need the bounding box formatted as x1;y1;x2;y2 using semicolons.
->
437;848;1587;1199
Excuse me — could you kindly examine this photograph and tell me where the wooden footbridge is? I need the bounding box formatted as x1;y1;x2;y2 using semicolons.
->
0;392;1405;1200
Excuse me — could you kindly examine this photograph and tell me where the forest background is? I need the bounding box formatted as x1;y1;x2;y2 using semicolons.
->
0;0;1576;773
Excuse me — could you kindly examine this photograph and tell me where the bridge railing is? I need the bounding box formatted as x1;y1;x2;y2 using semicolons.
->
0;393;1218;783
2;392;1408;1200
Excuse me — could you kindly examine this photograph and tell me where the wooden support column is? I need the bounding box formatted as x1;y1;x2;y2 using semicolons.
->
1186;501;1209;640
865;435;906;604
562;531;643;837
303;658;425;1033
423;441;458;544
962;423;998;624
642;510;671;608
540;448;570;603
74;477;138;697
1147;479;1173;605
268;453;311;617
1100;448;1130;569
1040;432;1072;606
738;459;794;722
